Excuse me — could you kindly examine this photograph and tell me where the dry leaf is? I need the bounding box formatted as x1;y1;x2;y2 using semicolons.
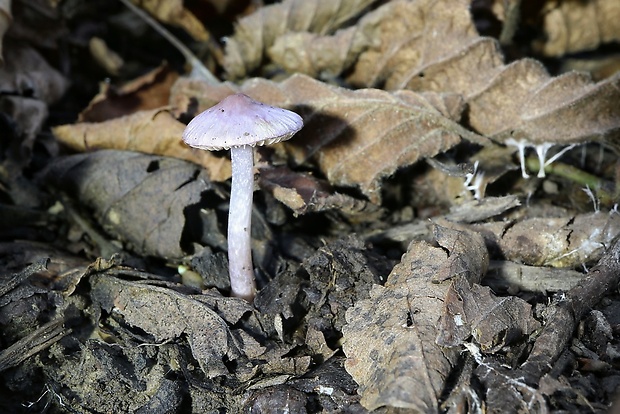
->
224;0;378;79
534;0;620;57
484;260;585;294
53;108;231;182
79;64;179;122
342;225;487;411
130;0;209;41
499;211;620;268
91;274;244;378
171;74;488;203
42;150;216;259
289;0;620;153
437;275;540;352
0;42;67;104
0;0;11;64
258;165;378;216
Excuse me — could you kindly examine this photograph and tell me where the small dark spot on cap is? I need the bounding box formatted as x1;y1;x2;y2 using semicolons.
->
244;132;249;136
220;109;225;112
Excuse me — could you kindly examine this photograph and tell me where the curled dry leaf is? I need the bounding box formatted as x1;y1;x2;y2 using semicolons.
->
258;165;379;217
499;211;620;268
534;0;620;57
171;74;488;203
90;275;244;378
79;64;179;123
224;0;378;79
342;226;488;411
0;0;11;64
53;108;231;182
42;150;216;259
130;0;209;41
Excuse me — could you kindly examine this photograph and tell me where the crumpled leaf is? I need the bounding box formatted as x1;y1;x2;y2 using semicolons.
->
499;211;620;267
0;42;68;104
224;0;378;79
130;0;209;41
52;108;231;182
0;0;11;64
171;74;488;203
42;150;216;259
258;165;379;217
534;0;620;57
90;274;244;378
437;275;540;352
342;225;488;411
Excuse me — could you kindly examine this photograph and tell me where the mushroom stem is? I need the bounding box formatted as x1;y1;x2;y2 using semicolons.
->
228;145;257;301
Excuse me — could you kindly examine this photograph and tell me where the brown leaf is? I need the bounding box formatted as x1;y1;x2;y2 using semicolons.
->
342;225;487;411
91;274;245;378
42;150;216;259
258;165;379;217
499;211;620;267
79;64;179;123
53;108;231;182
305;0;620;151
437;275;540;352
0;0;11;64
223;0;379;79
171;74;488;203
130;0;209;41
534;0;620;57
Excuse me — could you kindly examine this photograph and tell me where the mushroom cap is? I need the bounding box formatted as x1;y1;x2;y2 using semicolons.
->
182;93;304;151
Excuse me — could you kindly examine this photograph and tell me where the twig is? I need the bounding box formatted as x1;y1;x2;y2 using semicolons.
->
518;234;620;383
117;0;219;84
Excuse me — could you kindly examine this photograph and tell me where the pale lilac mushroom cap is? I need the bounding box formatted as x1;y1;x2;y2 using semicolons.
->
182;93;304;151
182;93;303;302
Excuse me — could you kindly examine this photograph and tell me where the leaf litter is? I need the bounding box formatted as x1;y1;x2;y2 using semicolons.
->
2;0;620;413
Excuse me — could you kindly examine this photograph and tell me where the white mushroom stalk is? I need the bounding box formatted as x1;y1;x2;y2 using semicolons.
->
182;94;303;302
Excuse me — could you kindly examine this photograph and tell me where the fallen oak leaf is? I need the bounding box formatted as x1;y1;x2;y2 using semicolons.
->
171;74;489;203
53;108;231;182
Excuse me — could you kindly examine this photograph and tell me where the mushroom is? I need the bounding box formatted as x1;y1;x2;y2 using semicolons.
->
182;93;303;301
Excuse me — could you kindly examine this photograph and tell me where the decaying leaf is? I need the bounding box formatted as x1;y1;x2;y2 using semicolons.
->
534;0;620;57
0;42;68;104
53;108;231;182
437;275;540;352
270;0;620;157
90;274;244;378
499;211;620;268
258;165;378;216
42;150;216;259
342;225;488;411
130;0;209;41
224;0;379;79
171;74;488;203
0;0;11;64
